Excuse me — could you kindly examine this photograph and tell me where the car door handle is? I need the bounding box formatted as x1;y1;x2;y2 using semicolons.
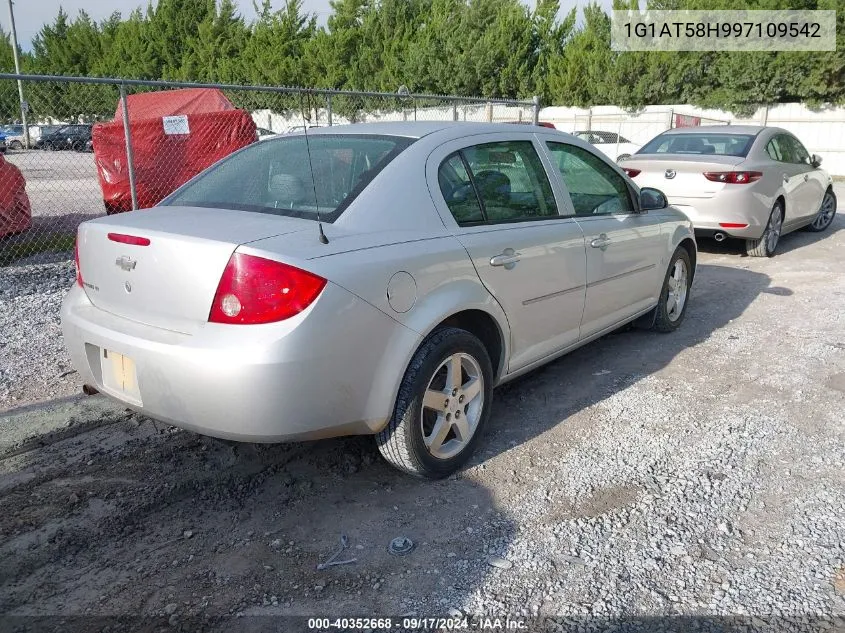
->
490;251;521;267
590;234;611;249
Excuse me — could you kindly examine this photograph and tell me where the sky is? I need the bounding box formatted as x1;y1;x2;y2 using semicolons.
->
1;0;613;51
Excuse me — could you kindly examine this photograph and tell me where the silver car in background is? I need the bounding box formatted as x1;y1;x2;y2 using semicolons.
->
63;122;696;478
620;126;836;257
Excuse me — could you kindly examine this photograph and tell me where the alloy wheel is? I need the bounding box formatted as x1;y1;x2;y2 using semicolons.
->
767;205;783;253
420;352;484;460
812;193;836;231
666;258;688;322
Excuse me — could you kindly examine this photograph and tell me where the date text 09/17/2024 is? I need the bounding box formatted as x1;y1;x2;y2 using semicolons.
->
307;616;529;630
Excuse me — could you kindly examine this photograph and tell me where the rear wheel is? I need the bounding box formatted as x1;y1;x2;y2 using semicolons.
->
9;140;22;150
651;247;692;333
746;200;783;257
377;327;493;478
806;190;837;233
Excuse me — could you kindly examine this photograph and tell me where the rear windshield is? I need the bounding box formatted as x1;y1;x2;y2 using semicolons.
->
638;133;755;157
163;134;413;222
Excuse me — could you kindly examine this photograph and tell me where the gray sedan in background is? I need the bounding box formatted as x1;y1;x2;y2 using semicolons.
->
63;122;695;478
620;125;836;257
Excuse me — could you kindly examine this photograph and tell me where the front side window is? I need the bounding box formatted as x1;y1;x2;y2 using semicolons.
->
787;135;811;165
164;134;413;222
546;142;633;216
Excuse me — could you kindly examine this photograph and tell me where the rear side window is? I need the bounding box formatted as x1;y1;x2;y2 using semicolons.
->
163;134;413;222
438;140;557;225
438;153;484;224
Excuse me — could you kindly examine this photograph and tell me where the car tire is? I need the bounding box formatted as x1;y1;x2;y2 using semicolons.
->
9;141;22;150
651;246;692;333
805;189;837;233
746;200;784;257
377;327;493;478
617;153;631;162
44;142;55;151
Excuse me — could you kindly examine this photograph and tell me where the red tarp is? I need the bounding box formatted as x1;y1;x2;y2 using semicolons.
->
94;88;256;213
0;154;32;237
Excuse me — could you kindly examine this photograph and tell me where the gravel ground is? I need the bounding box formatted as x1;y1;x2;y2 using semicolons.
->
1;188;844;631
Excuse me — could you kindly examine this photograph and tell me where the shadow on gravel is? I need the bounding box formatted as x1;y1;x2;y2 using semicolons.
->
479;262;772;464
0;407;512;620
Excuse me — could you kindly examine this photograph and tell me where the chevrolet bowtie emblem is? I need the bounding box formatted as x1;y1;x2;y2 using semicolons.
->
115;255;137;271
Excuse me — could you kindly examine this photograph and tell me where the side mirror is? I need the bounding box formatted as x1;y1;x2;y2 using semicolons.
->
811;154;823;168
639;187;668;212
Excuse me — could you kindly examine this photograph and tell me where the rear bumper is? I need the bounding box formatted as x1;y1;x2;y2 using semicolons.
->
61;283;419;442
668;189;772;240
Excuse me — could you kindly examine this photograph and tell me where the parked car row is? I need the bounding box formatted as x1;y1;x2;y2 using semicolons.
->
36;124;93;152
0;123;94;151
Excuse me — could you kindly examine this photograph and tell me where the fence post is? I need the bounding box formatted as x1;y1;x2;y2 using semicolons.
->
761;104;769;126
119;83;139;211
326;94;333;127
587;107;593;130
452;102;457;122
532;95;540;126
668;108;674;129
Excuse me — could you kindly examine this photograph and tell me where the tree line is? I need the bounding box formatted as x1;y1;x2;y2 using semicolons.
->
1;0;843;123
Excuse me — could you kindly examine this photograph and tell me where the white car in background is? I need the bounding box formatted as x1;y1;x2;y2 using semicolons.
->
573;130;640;162
620;125;836;257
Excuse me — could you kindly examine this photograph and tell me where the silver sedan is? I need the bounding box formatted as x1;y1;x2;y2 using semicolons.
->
620;125;836;257
63;122;696;478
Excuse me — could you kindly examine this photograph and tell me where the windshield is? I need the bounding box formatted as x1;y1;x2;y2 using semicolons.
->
638;132;755;157
163;134;413;222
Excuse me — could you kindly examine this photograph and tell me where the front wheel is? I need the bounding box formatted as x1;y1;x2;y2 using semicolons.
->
805;190;837;233
9;140;23;150
651;247;692;333
746;200;783;257
377;327;493;478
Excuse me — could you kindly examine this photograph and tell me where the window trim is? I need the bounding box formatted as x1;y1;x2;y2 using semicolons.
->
544;140;637;218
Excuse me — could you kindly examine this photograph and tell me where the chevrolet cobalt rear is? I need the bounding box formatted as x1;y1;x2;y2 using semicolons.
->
63;122;696;478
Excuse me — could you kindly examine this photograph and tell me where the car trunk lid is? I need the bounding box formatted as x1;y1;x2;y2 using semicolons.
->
623;154;746;199
77;206;314;333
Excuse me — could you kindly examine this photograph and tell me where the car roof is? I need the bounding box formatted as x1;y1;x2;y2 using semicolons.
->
660;125;766;135
305;121;560;140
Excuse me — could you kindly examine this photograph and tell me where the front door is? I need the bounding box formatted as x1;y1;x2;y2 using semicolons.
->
433;139;587;372
543;140;665;338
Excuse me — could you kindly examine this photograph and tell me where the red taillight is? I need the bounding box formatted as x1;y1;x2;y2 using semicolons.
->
74;234;83;287
623;168;641;177
719;222;749;229
209;253;327;325
703;171;762;184
108;232;150;246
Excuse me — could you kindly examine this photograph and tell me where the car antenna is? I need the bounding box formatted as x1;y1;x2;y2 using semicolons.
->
300;94;329;244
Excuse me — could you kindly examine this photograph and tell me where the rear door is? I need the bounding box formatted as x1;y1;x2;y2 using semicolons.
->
429;133;587;372
765;134;806;224
542;139;665;338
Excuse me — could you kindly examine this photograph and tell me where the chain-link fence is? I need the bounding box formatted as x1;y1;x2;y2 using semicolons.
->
0;73;538;266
